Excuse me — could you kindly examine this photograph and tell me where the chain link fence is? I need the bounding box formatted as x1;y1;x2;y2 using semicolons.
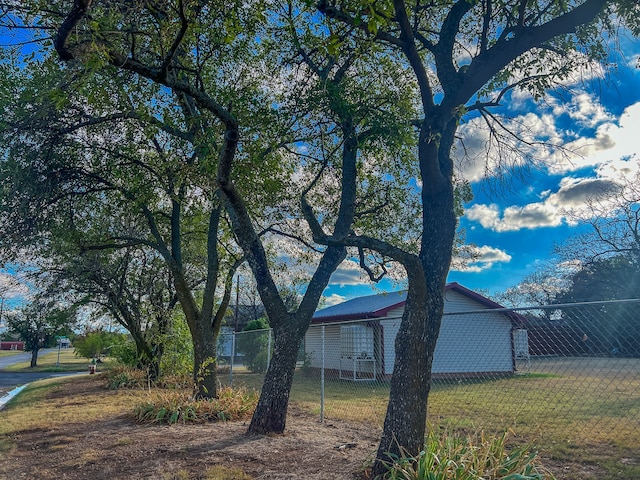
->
217;300;640;442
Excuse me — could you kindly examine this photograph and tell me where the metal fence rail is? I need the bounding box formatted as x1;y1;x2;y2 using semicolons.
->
218;300;640;441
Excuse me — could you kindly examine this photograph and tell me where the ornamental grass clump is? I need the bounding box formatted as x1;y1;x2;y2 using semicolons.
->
104;366;148;390
383;431;555;480
133;386;258;424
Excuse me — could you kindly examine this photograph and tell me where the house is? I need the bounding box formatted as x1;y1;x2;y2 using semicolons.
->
305;282;519;380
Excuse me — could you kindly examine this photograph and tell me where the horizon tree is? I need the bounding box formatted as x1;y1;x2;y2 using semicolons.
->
7;294;77;367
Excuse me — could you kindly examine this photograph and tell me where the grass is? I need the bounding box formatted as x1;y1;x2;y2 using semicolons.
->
1;357;638;479
132;386;258;424
0;376;147;454
222;358;640;480
1;349;101;372
382;431;555;480
0;350;23;358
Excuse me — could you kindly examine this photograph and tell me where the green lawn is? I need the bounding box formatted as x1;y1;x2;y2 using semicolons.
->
0;350;22;358
223;357;640;480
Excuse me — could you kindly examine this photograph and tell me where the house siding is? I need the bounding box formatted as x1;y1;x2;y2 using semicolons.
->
305;324;342;371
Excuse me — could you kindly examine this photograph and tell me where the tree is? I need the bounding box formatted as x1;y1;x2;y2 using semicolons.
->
317;0;639;472
73;330;126;360
236;318;270;373
494;270;568;309
556;255;640;356
560;172;640;265
0;53;244;398
50;248;178;379
2;0;637;470
14;0;418;436
7;295;77;367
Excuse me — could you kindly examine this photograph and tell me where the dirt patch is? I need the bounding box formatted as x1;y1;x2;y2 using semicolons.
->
0;377;380;479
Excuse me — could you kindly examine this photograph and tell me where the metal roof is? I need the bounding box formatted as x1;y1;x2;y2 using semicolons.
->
313;290;407;322
312;282;507;323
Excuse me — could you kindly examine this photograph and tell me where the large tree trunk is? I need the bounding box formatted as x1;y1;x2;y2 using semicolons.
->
247;323;302;434
245;242;348;434
372;122;458;476
192;326;218;398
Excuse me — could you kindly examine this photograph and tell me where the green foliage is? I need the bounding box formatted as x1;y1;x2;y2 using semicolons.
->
557;255;640;356
160;314;194;377
382;431;555;480
132;386;258;424
74;330;126;359
7;296;77;357
236;318;271;373
109;339;140;367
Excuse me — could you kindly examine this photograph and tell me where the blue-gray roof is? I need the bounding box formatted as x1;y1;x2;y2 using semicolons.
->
313;290;407;321
312;283;512;323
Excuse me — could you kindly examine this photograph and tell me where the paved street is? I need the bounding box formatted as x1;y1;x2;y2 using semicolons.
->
0;349;71;398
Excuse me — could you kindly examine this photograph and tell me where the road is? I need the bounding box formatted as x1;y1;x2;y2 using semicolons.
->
0;348;78;398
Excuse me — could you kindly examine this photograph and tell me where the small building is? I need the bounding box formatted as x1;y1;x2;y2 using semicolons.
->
0;341;25;351
305;282;519;379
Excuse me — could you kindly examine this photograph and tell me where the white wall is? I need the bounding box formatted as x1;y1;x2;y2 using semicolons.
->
305;290;513;376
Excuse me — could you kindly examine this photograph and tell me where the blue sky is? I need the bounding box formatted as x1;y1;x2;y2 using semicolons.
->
321;38;640;305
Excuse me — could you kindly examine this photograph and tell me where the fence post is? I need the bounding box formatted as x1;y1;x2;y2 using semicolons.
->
229;332;235;386
320;324;325;423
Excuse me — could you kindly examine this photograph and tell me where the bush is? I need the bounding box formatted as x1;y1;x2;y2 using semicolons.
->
160;314;194;377
109;339;139;367
74;330;127;359
132;386;258;424
382;431;555;480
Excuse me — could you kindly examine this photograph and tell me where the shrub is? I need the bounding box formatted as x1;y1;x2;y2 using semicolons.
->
160;315;194;377
109;339;139;367
382;431;555;480
74;330;127;359
133;386;258;424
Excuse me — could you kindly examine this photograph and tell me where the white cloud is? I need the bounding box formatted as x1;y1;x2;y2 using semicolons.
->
455;88;640;184
452;244;512;272
547;101;640;174
320;294;347;308
465;160;637;232
465;201;563;232
549;91;614;128
328;259;366;286
0;272;28;300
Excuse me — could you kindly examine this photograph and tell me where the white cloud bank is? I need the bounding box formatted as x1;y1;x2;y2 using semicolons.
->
456;94;640;183
464;100;640;233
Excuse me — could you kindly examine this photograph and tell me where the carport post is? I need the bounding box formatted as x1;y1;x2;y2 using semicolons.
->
229;333;235;386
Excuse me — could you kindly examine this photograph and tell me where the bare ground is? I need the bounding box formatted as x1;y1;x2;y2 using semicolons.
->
0;376;380;480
